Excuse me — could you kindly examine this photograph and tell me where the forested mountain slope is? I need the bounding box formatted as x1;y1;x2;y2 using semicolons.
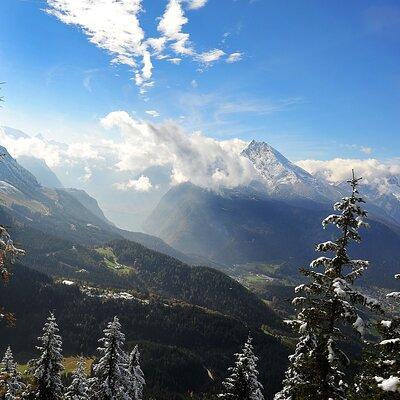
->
145;183;400;288
0;265;289;399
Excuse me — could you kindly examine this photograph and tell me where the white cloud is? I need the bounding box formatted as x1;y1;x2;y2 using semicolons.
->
101;111;257;190
361;146;373;154
226;52;243;63
186;0;208;10
157;0;194;56
80;166;92;182
191;79;198;88
0;127;100;168
1;110;257;192
197;49;225;65
145;110;160;117
296;158;400;186
45;0;241;91
146;37;167;54
167;58;182;65
114;175;153;192
46;0;151;89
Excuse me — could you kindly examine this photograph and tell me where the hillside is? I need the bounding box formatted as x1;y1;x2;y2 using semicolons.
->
0;145;196;265
17;155;64;188
0;264;289;399
13;225;280;329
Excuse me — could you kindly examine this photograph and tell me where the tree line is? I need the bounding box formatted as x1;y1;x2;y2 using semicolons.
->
0;314;145;399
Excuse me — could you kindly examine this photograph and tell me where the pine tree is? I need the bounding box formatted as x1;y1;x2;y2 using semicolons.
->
219;335;264;400
1;347;16;374
90;316;132;400
126;346;145;400
64;358;89;400
355;273;400;398
275;171;381;400
0;346;25;400
29;312;64;400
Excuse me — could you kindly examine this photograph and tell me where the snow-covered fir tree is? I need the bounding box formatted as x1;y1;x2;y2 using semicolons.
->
4;370;25;400
355;273;400;398
64;358;90;400
90;316;131;400
1;347;16;374
377;273;400;395
275;171;381;400
29;312;64;400
126;345;145;400
0;346;25;399
219;335;264;400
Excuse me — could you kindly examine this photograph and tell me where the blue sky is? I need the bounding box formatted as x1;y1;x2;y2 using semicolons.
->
0;0;399;161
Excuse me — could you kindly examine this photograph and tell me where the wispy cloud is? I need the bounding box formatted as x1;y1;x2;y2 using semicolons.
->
46;0;149;88
186;0;208;10
361;146;373;155
216;97;304;117
226;52;244;63
197;49;226;65
45;0;243;93
145;110;160;117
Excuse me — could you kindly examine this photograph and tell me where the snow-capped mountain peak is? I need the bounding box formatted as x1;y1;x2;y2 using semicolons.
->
241;140;339;201
242;140;312;185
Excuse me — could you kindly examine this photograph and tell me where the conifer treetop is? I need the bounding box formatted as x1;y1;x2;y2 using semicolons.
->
374;272;400;394
29;312;64;399
65;357;89;400
91;316;132;400
127;345;145;400
219;335;264;400
275;171;381;400
1;346;16;374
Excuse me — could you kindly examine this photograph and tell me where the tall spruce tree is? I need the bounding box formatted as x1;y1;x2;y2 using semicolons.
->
90;316;131;400
274;171;381;400
126;346;145;400
219;335;264;400
29;312;64;400
0;346;25;400
355;273;400;398
64;358;90;400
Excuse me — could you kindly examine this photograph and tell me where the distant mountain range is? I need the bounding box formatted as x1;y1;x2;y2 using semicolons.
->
17;155;64;189
0;129;399;288
145;141;400;287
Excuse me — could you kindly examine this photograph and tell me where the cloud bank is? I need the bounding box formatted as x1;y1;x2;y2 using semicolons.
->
0;113;256;192
297;158;400;188
101;111;256;190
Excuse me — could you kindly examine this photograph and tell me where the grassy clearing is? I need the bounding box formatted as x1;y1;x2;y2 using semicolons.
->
95;247;131;274
17;356;95;376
